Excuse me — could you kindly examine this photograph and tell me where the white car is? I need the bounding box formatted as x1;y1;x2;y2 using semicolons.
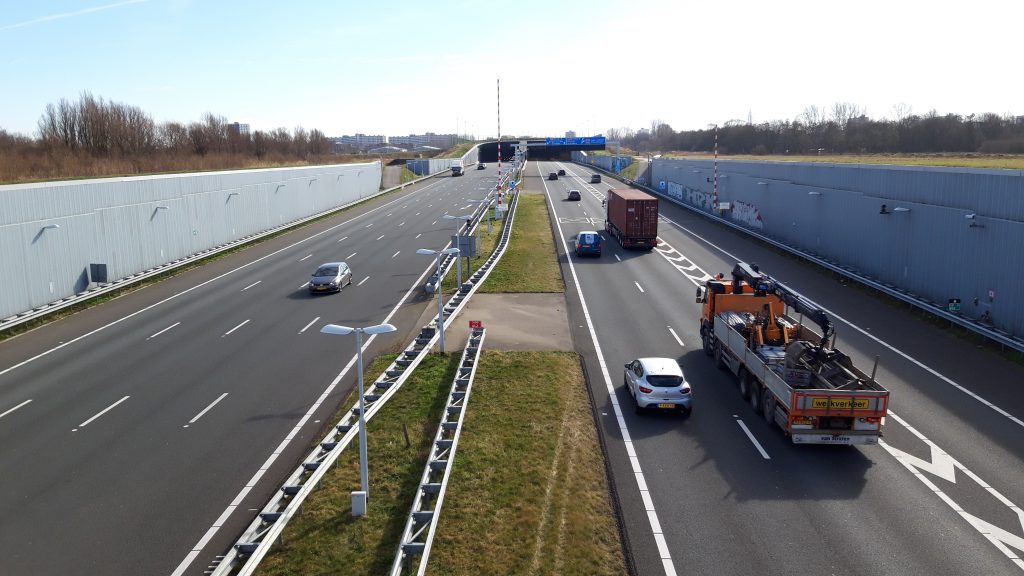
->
624;357;692;415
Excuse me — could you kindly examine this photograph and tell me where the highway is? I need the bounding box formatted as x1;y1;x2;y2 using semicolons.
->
0;166;500;575
535;160;1024;576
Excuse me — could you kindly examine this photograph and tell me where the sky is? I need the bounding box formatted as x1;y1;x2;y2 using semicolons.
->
1;0;1022;139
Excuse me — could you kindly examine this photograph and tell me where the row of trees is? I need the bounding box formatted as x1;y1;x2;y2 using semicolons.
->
33;92;331;159
607;104;1024;155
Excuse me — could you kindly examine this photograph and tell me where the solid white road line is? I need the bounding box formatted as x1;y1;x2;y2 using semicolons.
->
667;327;684;347
298;317;320;334
358;276;369;286
337;236;348;243
615;254;622;262
299;254;312;262
222;319;250;337
0;178;448;381
298;282;308;290
185;393;228;427
75;395;130;430
539;161;677;576
415;233;422;239
0;399;32;420
736;419;771;459
376;234;385;241
347;252;357;259
635;281;645;293
171;227;447;576
147;321;181;340
241;281;261;291
392;251;400;258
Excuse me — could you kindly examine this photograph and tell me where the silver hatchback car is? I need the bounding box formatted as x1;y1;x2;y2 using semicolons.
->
624;357;692;415
308;262;352;293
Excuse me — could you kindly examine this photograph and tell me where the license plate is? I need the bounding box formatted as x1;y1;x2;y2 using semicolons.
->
657;403;676;409
317;286;327;291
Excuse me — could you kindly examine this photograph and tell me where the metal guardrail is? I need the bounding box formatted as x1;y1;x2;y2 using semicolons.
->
390;327;486;576
575;160;1024;354
210;185;522;576
425;167;516;292
0;167;448;334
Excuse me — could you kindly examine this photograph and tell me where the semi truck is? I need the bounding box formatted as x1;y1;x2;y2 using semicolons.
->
604;188;658;249
696;262;890;445
451;160;464;176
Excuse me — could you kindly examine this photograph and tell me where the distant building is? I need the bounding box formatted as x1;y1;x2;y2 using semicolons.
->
227;122;250;136
334;133;387;151
389;132;455;149
566;130;576;139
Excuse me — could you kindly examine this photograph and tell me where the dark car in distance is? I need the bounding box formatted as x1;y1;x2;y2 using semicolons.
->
567;189;581;201
548;172;558;180
558;169;566;176
591;174;601;183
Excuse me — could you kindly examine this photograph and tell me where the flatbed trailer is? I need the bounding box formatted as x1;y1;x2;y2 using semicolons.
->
699;263;890;445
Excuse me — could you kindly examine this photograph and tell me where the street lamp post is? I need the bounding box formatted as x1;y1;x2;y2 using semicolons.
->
320;322;398;517
416;247;460;353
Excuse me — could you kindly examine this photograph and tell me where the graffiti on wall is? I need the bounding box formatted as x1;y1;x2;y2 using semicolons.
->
731;200;764;229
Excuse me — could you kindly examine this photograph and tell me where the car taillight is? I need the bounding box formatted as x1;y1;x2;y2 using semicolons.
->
639;386;653;394
681;386;691;394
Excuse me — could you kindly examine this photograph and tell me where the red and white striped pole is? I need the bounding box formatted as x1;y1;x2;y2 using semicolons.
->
712;125;718;211
496;79;501;193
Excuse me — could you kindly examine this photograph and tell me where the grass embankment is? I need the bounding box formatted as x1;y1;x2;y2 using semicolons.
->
256;353;453;576
439;193;563;295
444;143;475;158
425;352;624;576
401;166;419;184
257;185;625;574
619;161;640;182
477;194;563;293
664;152;1024;170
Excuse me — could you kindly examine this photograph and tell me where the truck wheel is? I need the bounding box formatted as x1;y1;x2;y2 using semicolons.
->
702;332;714;357
750;382;763;415
763;391;776;427
715;343;726;370
738;368;750;399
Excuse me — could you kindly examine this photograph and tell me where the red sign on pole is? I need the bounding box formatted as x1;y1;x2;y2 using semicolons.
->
468;320;482;329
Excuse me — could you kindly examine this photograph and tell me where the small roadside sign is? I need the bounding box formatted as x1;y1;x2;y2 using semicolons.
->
469;320;482;329
948;298;961;312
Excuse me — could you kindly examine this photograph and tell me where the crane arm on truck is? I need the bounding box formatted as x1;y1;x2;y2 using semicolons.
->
730;262;834;349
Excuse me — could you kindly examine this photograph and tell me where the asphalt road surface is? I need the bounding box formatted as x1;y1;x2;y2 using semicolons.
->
536;160;1024;576
0;166;502;575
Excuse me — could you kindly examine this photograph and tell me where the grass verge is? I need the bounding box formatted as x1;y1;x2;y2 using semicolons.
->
425;351;625;576
254;351;625;576
478;194;563;293
256;353;457;576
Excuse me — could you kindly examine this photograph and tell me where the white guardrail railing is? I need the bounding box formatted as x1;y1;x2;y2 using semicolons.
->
210;168;523;576
390;326;486;575
578;160;1024;354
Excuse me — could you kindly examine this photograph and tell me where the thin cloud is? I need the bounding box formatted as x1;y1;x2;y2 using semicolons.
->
0;0;147;32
